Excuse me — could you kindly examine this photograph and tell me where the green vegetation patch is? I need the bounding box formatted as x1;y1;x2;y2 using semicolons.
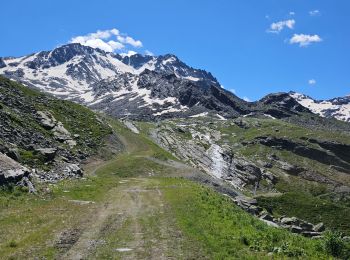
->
257;191;350;236
161;178;330;259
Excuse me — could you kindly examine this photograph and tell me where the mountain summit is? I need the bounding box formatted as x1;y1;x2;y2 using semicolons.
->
0;43;252;119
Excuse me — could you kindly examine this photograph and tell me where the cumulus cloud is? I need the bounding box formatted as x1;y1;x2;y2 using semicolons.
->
289;11;295;16
309;10;320;16
268;19;295;33
308;79;316;85
243;96;251;102
289;34;322;47
70;28;143;53
117;35;143;48
144;50;154;56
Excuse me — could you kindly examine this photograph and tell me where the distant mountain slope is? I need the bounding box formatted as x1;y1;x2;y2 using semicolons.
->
290;92;350;122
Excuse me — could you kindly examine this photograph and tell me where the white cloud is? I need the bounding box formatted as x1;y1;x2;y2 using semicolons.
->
107;40;124;50
289;11;295;16
243;96;251;102
120;50;138;57
309;10;320;16
82;39;119;52
289;34;322;47
117;35;143;48
268;19;295;33
308;79;316;85
229;88;236;94
144;50;154;56
70;28;143;53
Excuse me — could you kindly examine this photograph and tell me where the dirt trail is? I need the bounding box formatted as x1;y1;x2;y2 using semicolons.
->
62;178;188;259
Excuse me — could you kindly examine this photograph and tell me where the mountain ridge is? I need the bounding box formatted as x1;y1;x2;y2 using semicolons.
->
0;43;349;123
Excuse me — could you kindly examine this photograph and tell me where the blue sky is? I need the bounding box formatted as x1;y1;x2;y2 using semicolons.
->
1;0;349;100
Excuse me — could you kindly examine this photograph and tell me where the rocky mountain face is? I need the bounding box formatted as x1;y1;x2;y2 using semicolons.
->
290;92;350;122
0;76;116;190
0;43;321;121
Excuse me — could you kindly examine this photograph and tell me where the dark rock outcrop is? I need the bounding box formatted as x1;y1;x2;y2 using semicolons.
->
255;136;350;173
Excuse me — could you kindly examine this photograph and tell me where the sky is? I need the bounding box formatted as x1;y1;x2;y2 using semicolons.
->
1;0;349;101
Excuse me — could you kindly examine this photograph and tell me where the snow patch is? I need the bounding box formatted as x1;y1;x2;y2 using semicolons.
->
190;112;208;118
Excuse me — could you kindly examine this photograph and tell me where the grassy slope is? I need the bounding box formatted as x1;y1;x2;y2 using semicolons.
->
162;178;330;259
0;118;336;259
138;117;350;236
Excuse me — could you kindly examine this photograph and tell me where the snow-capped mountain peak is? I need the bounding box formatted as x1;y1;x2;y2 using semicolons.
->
290;91;350;122
0;43;240;120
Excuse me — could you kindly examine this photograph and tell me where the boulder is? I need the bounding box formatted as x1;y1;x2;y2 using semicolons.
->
37;111;57;130
313;222;325;232
280;217;299;226
290;225;303;234
63;163;83;178
300;222;314;231
0;152;30;185
35;147;57;161
259;213;274;221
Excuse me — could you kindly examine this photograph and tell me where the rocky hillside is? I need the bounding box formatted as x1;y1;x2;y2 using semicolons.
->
0;76;114;189
135;115;350;235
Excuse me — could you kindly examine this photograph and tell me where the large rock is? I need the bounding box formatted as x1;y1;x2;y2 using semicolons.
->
37;111;57;130
0;152;30;184
280;217;299;225
313;222;325;232
35;147;57;161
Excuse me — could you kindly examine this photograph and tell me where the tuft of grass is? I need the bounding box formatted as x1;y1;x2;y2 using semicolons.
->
7;240;18;248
